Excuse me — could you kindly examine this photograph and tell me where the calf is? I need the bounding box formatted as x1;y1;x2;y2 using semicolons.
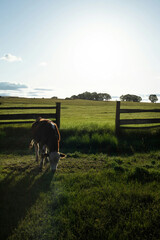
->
30;117;65;173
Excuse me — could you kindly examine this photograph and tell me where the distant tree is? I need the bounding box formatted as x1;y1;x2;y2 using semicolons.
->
51;96;58;99
65;97;71;100
79;91;92;100
97;93;111;101
149;94;158;103
120;94;142;102
120;95;124;101
71;95;78;99
70;92;111;101
91;92;98;100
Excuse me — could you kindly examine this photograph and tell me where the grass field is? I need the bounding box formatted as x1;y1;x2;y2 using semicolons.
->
0;97;160;239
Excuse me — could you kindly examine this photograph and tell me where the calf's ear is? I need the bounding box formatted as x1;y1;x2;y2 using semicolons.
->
59;153;66;158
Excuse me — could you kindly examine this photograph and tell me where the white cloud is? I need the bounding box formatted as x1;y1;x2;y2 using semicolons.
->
0;53;22;62
39;62;47;66
34;88;53;91
0;82;27;90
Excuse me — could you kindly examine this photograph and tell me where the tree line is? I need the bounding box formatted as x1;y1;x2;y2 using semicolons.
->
69;92;111;101
65;92;159;103
120;94;158;103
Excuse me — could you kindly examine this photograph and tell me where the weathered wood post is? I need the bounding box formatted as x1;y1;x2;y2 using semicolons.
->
115;101;120;135
56;102;61;129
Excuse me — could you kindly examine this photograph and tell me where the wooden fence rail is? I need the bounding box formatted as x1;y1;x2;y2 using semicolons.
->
115;101;160;135
0;102;61;128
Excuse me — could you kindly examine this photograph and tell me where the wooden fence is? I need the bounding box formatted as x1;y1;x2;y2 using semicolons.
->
115;101;160;135
0;102;61;128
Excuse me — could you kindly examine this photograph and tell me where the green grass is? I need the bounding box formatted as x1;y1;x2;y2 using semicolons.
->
1;97;160;128
0;97;160;154
0;97;117;128
1;152;160;239
1;97;160;239
1;123;160;155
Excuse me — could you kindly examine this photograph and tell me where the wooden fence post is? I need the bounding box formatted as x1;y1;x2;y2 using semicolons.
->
56;102;61;129
115;101;120;135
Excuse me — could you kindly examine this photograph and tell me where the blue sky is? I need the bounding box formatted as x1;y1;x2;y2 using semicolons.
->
0;0;160;100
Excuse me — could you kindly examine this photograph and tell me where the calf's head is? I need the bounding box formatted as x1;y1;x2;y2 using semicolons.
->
48;152;66;173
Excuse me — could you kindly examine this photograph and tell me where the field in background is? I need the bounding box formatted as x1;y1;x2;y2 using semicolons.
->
1;97;160;239
0;97;116;128
1;97;160;128
0;97;160;154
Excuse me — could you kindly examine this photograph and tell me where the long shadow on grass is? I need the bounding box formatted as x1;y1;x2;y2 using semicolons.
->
0;161;54;240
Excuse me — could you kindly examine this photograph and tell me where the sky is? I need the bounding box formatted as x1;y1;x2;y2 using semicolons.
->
0;0;160;100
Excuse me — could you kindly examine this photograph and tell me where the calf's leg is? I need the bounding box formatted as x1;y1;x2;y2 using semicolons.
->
34;142;39;162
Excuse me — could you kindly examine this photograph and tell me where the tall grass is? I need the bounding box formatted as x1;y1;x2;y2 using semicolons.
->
0;123;160;155
61;123;118;153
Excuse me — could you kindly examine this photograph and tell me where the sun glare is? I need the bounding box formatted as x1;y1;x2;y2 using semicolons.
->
57;23;137;84
51;21;148;97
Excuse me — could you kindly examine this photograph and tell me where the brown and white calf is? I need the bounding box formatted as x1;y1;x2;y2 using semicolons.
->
30;117;65;173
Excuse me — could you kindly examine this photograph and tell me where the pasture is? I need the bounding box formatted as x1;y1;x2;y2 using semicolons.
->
0;97;160;240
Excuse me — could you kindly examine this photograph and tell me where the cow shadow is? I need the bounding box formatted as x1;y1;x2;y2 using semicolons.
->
0;159;54;240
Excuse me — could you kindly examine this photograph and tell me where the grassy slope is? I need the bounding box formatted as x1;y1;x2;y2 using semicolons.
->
1;98;160;239
1;97;160;128
0;97;160;154
0;97;116;127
